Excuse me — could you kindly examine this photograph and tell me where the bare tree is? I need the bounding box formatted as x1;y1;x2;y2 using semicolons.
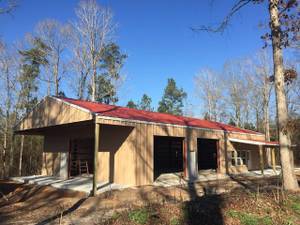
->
193;0;299;190
245;50;274;164
0;0;17;15
269;0;298;190
68;26;91;99
72;0;115;101
194;68;225;122
223;60;251;128
35;19;69;96
0;40;17;177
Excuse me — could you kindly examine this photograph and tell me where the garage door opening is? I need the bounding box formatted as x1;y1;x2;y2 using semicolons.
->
154;136;184;180
197;138;218;170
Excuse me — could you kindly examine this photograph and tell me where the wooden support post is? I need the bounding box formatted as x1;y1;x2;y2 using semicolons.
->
259;145;264;176
271;148;276;173
92;122;100;196
183;138;187;178
224;131;229;174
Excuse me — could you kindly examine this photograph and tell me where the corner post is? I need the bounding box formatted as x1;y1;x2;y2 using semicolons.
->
92;121;100;196
259;145;264;176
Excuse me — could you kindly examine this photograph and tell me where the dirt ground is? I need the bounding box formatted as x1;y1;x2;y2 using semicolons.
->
0;175;299;225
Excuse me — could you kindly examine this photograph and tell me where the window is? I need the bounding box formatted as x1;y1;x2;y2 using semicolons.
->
231;150;250;166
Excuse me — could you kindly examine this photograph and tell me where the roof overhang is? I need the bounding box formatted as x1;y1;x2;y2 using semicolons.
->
229;138;280;147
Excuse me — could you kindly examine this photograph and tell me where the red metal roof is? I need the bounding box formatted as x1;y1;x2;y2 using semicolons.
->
58;97;262;135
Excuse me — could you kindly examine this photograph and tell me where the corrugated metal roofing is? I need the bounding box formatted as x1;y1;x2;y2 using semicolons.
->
58;97;262;135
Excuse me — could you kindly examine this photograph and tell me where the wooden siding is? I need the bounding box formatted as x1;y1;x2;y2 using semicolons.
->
41;152;61;176
16;96;92;131
40;115;267;186
96;117;266;186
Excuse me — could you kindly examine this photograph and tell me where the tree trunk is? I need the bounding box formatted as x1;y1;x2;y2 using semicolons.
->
268;0;298;190
92;66;96;101
264;100;272;166
3;123;7;178
54;54;60;96
264;79;271;166
19;135;24;176
9;134;14;176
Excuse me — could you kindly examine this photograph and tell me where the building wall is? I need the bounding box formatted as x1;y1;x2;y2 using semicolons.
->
40;116;266;186
96;117;266;186
41;123;94;179
41;152;61;177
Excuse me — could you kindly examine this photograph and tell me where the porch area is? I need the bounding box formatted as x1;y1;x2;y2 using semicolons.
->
10;175;129;195
11;167;300;195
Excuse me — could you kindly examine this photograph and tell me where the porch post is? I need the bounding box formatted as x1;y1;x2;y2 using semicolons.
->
183;138;187;178
224;131;229;174
259;145;264;175
92;122;100;196
271;148;276;172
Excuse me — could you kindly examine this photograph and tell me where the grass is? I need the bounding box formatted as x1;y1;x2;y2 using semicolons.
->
170;216;181;225
111;212;121;220
128;208;149;224
106;188;300;225
227;210;273;225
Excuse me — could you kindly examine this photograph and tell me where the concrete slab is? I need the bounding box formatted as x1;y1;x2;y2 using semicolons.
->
10;175;128;195
153;168;295;187
11;168;300;192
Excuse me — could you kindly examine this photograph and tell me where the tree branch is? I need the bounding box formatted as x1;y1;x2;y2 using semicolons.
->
0;0;17;15
191;0;254;33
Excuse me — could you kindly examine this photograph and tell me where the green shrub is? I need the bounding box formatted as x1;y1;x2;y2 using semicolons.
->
170;216;181;225
111;211;121;220
128;208;149;224
291;202;300;214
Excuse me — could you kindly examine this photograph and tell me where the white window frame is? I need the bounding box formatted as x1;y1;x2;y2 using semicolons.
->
230;150;250;166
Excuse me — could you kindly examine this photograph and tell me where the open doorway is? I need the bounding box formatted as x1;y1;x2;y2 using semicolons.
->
197;138;218;170
69;138;94;177
154;136;184;179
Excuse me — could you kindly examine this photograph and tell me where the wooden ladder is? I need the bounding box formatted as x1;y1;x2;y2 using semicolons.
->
79;160;89;175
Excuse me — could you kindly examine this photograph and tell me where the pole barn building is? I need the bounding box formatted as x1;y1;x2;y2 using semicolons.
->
15;96;279;189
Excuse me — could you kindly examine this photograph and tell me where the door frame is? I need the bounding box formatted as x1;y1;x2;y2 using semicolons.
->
153;135;185;180
197;138;219;171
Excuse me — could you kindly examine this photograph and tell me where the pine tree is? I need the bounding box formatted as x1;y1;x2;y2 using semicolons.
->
139;94;153;111
18;38;49;113
158;78;187;115
88;43;127;104
17;37;49;176
126;100;138;109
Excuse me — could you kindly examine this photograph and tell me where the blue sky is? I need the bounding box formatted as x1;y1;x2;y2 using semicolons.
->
0;0;270;114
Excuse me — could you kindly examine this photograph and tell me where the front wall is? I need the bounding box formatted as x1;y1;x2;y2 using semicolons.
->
97;124;135;185
96;117;266;186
